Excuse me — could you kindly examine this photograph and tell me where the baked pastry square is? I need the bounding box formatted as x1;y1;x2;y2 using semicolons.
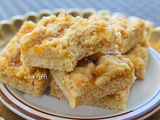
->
0;21;50;97
20;13;121;72
124;37;149;80
50;50;135;108
50;79;132;111
89;11;145;54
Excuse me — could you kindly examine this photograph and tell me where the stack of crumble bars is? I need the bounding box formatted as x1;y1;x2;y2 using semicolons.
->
0;11;150;111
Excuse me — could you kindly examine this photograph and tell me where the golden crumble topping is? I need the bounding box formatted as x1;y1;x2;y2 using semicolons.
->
0;21;50;97
50;50;135;107
20;13;121;72
89;11;145;53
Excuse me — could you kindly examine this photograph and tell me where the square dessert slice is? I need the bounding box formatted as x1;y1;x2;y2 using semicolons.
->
89;11;145;54
50;50;135;108
0;21;50;97
20;13;121;72
124;37;149;80
50;79;132;111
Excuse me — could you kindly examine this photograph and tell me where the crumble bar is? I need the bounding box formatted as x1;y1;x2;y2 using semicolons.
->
50;50;135;108
124;37;149;79
90;37;149;80
89;11;145;54
0;21;50;97
20;13;121;72
50;79;132;111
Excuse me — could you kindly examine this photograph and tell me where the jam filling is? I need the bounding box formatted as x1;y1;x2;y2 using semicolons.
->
107;50;123;60
35;28;65;46
77;57;94;67
10;55;22;67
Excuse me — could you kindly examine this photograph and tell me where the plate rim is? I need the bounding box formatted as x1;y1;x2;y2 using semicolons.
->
0;47;160;120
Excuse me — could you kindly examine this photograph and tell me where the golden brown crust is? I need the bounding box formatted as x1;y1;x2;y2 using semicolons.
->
0;21;50;97
20;13;121;72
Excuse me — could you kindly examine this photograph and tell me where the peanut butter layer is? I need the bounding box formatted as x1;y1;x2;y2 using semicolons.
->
20;13;121;72
50;50;135;108
0;21;50;97
89;11;145;54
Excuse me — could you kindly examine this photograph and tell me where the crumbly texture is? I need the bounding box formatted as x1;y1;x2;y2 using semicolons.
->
89;11;145;54
20;13;121;72
50;51;135;108
0;21;50;97
50;78;67;101
88;85;131;111
90;37;150;80
124;37;149;80
50;79;132;111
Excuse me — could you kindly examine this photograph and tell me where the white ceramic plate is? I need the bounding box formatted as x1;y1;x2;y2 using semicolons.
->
0;47;160;120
